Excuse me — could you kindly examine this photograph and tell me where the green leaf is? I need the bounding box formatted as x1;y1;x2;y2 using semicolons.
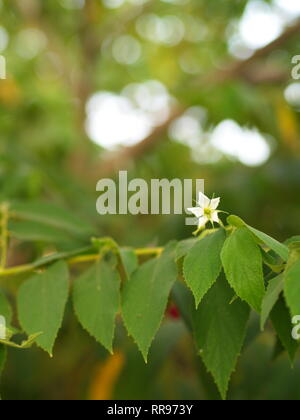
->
284;259;300;317
227;215;246;228
31;246;93;269
0;291;12;325
18;261;69;356
171;281;195;332
11;201;93;237
221;227;265;312
261;274;284;330
246;225;289;262
193;277;250;400
176;238;197;261
73;257;121;353
122;242;178;361
271;297;299;362
9;220;70;244
285;236;300;246
286;243;300;271
261;249;279;267
120;249;138;280
183;229;226;307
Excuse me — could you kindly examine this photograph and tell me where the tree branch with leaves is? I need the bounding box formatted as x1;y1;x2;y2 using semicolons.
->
0;196;299;399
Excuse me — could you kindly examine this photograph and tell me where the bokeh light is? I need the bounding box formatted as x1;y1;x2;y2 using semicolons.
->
0;26;9;53
284;83;300;108
238;0;283;49
15;28;47;60
211;120;272;167
112;35;142;65
136;14;185;46
60;0;85;9
86;81;173;149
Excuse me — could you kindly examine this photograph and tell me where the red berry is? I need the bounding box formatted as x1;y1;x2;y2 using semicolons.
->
167;304;181;319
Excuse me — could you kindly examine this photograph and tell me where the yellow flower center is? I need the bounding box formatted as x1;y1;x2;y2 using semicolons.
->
204;207;212;218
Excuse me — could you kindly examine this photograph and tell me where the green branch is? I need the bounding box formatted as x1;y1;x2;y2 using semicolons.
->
0;203;9;269
0;247;164;279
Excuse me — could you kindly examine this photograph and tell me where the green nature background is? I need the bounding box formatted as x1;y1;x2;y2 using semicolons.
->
1;0;300;400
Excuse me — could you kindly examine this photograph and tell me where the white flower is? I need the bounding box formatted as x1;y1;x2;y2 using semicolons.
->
188;192;221;230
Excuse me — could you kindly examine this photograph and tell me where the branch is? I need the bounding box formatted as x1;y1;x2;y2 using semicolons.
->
205;20;300;83
215;19;300;82
97;19;300;176
0;203;9;269
0;247;163;278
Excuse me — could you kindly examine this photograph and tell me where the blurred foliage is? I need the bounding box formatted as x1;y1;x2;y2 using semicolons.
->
0;0;300;400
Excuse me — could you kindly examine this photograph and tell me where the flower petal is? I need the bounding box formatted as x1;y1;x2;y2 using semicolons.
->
210;197;220;210
212;211;220;223
198;192;210;209
188;207;204;218
198;216;208;228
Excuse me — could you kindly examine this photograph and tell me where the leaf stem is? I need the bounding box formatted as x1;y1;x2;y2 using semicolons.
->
0;203;9;269
135;248;164;257
0;247;164;278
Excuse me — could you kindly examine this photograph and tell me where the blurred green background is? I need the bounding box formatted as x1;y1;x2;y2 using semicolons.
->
1;0;300;400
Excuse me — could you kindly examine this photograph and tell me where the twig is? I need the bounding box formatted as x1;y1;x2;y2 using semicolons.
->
0;247;164;278
0;203;9;269
96;19;300;176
